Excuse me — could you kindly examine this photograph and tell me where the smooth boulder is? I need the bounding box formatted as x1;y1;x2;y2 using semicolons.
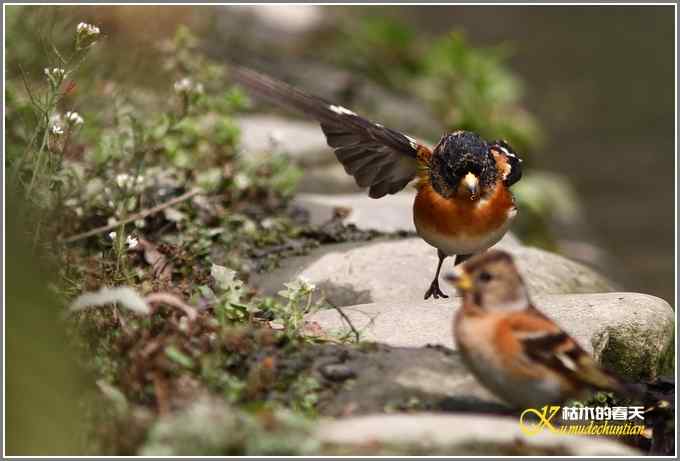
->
317;413;640;456
252;237;613;307
237;115;332;166
305;292;674;380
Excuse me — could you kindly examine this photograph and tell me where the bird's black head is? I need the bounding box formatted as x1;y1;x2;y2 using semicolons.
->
429;131;498;200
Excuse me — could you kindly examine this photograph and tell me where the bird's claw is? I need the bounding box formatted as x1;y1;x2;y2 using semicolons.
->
424;280;449;300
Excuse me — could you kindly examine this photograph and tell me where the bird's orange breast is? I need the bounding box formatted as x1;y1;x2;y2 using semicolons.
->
413;180;516;239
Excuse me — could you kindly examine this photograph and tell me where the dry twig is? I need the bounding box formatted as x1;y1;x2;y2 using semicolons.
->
145;292;199;321
60;187;203;243
328;301;361;343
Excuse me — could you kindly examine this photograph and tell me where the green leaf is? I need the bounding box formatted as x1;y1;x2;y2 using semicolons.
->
165;345;195;369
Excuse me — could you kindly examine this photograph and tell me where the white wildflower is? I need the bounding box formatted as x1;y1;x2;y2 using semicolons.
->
126;235;139;249
77;22;100;36
108;231;117;240
233;173;251;190
76;22;100;49
297;276;316;292
50;113;63;125
174;77;203;95
115;173;132;188
44;67;66;88
174;78;193;93
44;67;65;79
51;123;64;135
65;111;84;126
278;276;316;301
114;173;144;190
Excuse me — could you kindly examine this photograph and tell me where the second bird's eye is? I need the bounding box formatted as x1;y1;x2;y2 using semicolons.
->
478;271;493;283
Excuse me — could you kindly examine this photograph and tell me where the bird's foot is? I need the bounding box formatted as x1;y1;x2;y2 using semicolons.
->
424;279;449;300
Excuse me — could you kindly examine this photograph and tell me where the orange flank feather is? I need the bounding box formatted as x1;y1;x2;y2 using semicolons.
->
413;178;515;239
495;313;560;379
491;149;512;182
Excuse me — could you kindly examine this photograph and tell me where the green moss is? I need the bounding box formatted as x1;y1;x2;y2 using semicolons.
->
139;399;319;456
656;323;676;376
598;321;675;380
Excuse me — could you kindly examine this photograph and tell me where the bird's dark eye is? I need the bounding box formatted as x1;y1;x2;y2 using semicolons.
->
479;271;493;283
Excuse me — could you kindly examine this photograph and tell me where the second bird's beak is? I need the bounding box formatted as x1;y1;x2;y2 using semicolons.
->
448;266;473;292
462;172;480;199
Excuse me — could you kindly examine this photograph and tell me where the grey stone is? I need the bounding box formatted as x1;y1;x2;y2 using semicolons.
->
297;163;364;194
305;292;674;380
318;363;357;382
239;6;323;36
293;191;418;232
214;7;325;55
236;115;332;166
139;397;319;456
232;60;443;140
252;237;611;307
316;413;640;456
311;344;504;417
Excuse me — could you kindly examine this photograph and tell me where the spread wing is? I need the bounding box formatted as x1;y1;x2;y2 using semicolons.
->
231;66;428;198
512;308;623;393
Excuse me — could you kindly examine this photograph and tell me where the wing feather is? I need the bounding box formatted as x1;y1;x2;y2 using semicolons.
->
512;311;623;392
231;66;427;198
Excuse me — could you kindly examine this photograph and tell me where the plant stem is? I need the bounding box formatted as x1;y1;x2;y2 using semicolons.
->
26;110;51;197
61;187;203;243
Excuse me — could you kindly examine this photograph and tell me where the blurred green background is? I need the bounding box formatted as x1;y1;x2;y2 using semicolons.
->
5;5;674;302
4;5;675;454
397;6;675;304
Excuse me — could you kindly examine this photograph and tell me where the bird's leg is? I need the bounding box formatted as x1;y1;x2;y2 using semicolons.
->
424;249;449;300
453;253;473;266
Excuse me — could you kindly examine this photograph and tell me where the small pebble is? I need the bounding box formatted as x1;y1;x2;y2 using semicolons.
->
320;363;356;382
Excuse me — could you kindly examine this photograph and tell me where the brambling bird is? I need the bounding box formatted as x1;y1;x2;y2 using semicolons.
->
449;250;629;409
232;67;522;300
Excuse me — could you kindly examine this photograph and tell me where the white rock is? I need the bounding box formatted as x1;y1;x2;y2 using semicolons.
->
236;115;331;166
297;163;364;194
252;237;610;308
316;413;640;456
305;292;674;380
294;191;418;232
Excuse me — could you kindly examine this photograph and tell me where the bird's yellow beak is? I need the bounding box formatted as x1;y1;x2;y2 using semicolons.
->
462;172;480;199
449;266;473;292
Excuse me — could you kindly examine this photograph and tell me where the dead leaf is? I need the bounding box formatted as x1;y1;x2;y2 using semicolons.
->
133;238;173;281
303;320;326;338
145;292;198;322
70;286;150;314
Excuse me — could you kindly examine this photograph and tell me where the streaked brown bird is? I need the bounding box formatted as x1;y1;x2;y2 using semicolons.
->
232;67;522;300
450;250;631;408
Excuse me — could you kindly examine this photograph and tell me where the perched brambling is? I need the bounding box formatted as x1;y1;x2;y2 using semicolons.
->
232;67;522;300
450;250;628;409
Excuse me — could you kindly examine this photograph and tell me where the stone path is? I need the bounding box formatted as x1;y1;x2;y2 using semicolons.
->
239;114;674;455
316;413;640;455
237;115;330;166
306;292;674;380
252;236;615;307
